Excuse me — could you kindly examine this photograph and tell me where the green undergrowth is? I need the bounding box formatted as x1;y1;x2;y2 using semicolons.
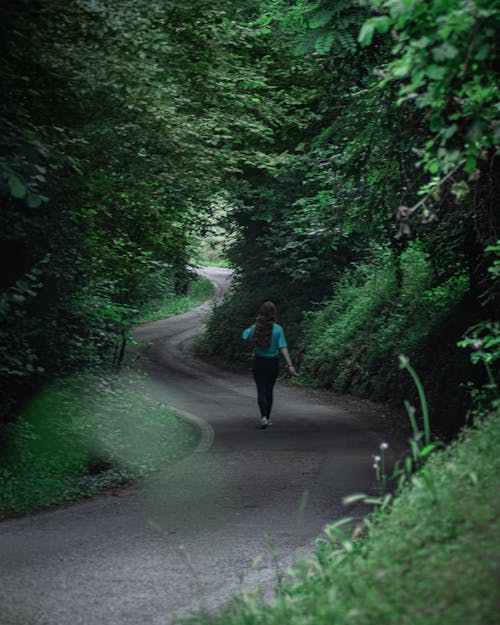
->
299;242;468;392
192;259;233;269
133;274;214;325
183;409;500;625
0;371;199;516
200;243;469;381
0;273;212;516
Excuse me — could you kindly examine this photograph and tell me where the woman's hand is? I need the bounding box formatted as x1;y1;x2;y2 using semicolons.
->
280;348;297;377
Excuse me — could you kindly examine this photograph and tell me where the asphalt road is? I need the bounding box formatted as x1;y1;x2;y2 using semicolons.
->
0;267;406;625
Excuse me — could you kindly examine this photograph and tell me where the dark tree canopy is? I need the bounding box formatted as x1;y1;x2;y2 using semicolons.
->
1;0;499;432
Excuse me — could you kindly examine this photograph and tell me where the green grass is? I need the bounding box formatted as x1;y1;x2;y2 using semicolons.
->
182;410;500;625
191;258;233;269
0;371;200;516
134;274;214;325
0;275;215;516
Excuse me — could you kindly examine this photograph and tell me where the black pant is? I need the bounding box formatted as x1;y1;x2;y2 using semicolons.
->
252;355;279;418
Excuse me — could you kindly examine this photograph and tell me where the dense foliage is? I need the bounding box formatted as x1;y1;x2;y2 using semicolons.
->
201;0;499;433
0;0;288;425
2;0;499;436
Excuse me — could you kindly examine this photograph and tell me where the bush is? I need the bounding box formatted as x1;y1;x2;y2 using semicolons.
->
299;242;469;393
299;248;398;388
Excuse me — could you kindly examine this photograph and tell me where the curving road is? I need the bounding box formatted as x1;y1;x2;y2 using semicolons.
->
0;267;406;625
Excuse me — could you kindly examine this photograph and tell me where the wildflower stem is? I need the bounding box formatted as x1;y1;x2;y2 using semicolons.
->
404;400;419;439
400;357;430;445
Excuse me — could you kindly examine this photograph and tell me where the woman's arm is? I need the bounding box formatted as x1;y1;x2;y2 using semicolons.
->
279;347;297;377
242;325;255;340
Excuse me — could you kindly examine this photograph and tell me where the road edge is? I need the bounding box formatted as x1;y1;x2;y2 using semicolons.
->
173;407;215;454
160;266;229;455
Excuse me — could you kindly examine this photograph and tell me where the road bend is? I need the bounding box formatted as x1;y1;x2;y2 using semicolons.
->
0;266;405;625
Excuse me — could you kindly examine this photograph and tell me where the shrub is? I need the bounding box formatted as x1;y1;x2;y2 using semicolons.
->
299;242;469;392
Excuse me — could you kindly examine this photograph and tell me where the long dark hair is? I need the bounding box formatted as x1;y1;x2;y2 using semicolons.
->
251;301;276;347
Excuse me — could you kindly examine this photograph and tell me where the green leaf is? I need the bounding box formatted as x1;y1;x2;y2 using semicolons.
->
314;31;336;55
419;443;438;458
432;42;458;62
430;114;445;131
373;16;392;35
358;21;375;47
392;58;412;78
427;160;440;174
342;493;368;505
475;44;490;61
309;9;334;29
413;36;431;49
466;120;485;143
8;175;26;199
426;65;447;80
441;123;458;140
27;194;42;208
464;154;478;174
451;180;470;200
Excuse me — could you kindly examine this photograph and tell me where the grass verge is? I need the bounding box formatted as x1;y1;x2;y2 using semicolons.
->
183;410;500;625
0;371;200;517
0;273;215;517
134;274;214;325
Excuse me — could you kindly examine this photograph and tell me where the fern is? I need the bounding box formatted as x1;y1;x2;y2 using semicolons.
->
314;31;336;54
309;9;335;29
297;0;365;57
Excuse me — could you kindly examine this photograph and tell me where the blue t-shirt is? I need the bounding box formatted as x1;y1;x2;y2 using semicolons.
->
242;323;287;358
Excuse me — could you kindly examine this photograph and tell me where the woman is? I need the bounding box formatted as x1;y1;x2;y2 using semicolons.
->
242;301;297;429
